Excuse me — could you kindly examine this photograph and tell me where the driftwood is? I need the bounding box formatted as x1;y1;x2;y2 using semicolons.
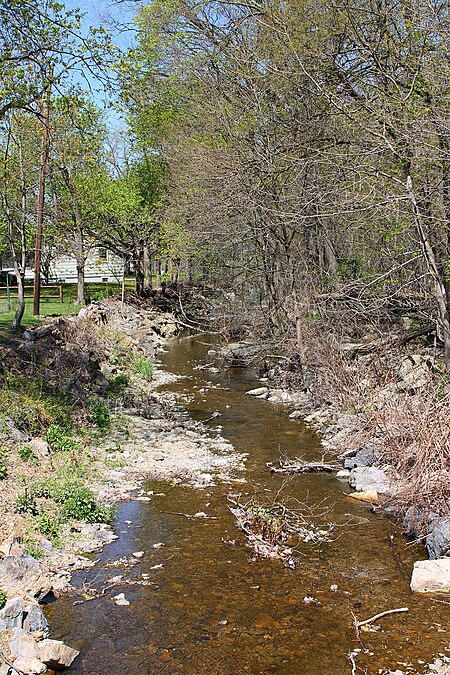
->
355;607;409;628
267;459;338;475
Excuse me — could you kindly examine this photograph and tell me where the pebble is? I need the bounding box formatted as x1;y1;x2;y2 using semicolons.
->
112;593;130;606
132;551;145;558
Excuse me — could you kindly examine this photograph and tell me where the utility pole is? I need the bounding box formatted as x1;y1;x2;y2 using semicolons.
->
33;78;51;316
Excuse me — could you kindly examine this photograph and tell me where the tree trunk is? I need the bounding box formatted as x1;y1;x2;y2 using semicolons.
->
76;263;85;305
406;175;450;369
134;246;144;296
143;244;152;292
12;270;25;330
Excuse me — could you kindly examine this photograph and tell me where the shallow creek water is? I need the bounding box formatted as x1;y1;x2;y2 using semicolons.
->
46;335;449;674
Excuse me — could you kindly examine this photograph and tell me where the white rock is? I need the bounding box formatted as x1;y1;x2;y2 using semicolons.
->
335;469;351;479
246;387;269;397
112;593;130;606
410;558;450;593
132;551;144;558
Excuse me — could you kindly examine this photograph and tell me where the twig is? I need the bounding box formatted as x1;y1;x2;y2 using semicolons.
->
347;651;357;675
356;607;408;628
161;511;218;519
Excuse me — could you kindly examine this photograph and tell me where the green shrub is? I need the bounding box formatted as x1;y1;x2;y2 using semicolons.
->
36;510;60;539
0;447;7;479
18;445;38;463
46;424;81;453
89;399;111;429
108;373;128;395
60;486;112;524
14;490;38;516
0;589;6;610
132;356;153;379
33;481;113;524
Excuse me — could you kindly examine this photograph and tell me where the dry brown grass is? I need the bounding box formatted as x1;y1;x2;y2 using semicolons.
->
368;393;450;515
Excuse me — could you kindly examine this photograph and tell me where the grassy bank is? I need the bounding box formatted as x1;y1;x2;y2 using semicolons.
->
0;280;135;332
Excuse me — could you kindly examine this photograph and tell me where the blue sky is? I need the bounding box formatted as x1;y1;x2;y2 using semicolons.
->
64;0;139;127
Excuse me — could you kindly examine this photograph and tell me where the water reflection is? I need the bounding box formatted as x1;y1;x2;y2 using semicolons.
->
46;335;450;674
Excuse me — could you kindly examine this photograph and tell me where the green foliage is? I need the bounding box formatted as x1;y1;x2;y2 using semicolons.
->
22;543;44;560
14;490;38;516
337;254;364;281
18;445;38;463
0;589;6;610
132;356;153;378
0;375;73;436
0;447;7;479
108;373;129;395
36;511;60;540
46;424;80;453
89;399;111;429
33;480;113;524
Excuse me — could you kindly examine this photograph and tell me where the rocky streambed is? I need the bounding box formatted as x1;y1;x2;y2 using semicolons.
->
1;306;450;674
38;333;450;675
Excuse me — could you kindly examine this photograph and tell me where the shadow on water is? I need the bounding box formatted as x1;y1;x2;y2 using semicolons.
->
45;335;450;674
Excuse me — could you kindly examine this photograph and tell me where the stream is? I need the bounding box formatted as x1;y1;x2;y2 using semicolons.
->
45;334;450;674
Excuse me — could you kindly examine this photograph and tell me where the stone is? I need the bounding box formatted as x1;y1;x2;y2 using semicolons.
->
246;387;269;397
349;466;390;494
0;555;50;599
397;354;432;390
335;469;351;479
13;657;46;674
220;342;259;367
288;410;303;419
112;593;130;606
426;518;450;559
23;603;49;634
254;613;282;629
28;438;50;459
37;639;80;669
0;598;26;630
0;416;29;442
343;442;379;469
410;558;450;593
10;628;39;660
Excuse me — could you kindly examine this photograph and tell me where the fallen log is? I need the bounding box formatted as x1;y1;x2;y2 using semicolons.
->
267;459;338;474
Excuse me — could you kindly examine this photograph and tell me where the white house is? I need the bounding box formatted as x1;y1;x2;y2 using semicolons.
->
47;247;124;284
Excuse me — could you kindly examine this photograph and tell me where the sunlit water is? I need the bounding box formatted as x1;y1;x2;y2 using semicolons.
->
45;335;450;674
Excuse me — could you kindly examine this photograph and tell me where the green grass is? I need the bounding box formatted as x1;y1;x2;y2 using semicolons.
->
132;356;154;378
0;280;135;333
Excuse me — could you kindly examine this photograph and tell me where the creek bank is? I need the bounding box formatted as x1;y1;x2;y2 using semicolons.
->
224;338;450;594
0;292;245;674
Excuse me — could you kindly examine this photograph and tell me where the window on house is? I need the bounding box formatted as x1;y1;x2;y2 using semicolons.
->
98;248;107;261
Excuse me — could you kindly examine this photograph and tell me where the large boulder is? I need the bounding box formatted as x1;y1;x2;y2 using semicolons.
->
349;466;390;494
0;556;51;600
0;597;48;633
411;558;450;593
426;518;450;560
37;639;80;670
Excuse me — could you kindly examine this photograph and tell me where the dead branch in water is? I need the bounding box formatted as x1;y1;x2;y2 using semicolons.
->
354;606;409;630
267;459;338;474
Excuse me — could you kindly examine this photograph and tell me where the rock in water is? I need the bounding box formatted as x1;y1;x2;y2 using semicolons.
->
410;558;450;593
37;639;80;669
349;466;390;494
246;387;269;397
426;517;450;559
